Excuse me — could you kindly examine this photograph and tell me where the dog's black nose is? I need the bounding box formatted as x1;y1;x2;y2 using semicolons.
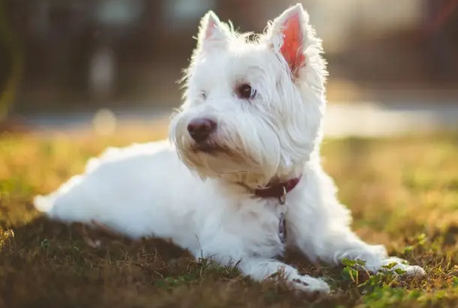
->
187;118;217;142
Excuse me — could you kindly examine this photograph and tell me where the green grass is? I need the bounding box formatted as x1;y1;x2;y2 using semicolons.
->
1;131;458;308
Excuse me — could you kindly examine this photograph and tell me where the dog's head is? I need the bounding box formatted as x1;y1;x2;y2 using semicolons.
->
170;4;327;189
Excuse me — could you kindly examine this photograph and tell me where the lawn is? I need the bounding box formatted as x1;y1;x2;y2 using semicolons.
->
1;130;458;308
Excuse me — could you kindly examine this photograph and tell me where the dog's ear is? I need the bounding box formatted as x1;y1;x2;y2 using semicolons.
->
266;4;310;78
197;11;230;51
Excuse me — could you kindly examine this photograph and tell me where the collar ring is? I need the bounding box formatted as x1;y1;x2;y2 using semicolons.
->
279;186;287;205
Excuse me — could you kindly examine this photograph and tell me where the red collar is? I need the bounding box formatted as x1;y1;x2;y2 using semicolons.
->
254;176;301;199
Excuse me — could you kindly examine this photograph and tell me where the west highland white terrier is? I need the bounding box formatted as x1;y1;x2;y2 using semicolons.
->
34;4;425;294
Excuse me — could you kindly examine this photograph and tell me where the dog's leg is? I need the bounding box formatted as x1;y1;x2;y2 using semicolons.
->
288;169;425;277
237;258;330;294
289;208;425;277
299;226;425;277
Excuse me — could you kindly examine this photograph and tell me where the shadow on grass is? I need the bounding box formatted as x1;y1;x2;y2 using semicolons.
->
1;216;354;308
1;216;192;308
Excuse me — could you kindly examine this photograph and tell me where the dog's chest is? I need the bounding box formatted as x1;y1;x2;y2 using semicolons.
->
229;198;288;256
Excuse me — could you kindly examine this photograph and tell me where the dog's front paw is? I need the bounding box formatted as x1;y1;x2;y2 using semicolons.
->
403;265;426;277
382;257;425;277
368;257;425;277
290;275;331;295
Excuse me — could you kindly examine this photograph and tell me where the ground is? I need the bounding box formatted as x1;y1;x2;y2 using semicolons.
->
1;130;458;308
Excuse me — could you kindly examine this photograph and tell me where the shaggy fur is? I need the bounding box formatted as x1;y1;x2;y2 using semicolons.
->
34;4;424;294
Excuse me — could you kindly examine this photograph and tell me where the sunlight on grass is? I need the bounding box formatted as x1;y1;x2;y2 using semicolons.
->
1;130;458;308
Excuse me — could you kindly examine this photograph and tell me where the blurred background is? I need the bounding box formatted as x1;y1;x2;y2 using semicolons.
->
1;0;457;137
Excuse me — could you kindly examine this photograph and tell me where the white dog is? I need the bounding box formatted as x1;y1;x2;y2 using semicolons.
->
34;4;424;294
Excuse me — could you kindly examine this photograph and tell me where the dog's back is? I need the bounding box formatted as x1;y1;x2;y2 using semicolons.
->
34;141;199;241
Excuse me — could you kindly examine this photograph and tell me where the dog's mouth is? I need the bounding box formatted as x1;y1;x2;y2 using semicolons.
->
192;141;223;154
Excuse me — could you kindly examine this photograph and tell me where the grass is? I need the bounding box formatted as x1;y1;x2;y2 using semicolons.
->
1;130;458;308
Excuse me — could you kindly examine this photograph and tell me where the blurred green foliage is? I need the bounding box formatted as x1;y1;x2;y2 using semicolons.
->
0;0;24;120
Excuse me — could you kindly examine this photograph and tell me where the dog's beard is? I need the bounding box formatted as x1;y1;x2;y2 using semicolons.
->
176;138;280;188
170;114;285;188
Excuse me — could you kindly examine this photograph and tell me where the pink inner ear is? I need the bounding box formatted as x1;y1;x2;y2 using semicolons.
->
280;13;306;76
205;18;217;40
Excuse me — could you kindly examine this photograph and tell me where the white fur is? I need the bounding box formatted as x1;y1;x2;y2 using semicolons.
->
34;4;424;294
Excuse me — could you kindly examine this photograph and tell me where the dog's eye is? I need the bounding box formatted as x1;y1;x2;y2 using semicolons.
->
236;84;256;100
201;91;207;100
